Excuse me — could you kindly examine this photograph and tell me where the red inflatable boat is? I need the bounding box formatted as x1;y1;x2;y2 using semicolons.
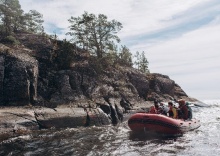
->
128;113;200;135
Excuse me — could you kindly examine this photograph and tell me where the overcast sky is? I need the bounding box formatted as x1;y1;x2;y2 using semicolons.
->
19;0;220;101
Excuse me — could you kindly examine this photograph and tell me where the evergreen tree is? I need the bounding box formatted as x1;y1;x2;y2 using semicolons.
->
0;0;44;36
134;51;149;73
24;10;44;33
134;51;140;70
67;11;122;58
0;0;23;35
118;45;133;67
139;51;149;73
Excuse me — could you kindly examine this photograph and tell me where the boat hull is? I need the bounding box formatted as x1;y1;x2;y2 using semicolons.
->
128;113;200;135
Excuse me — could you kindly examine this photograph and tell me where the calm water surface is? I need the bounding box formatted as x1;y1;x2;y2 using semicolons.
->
1;100;220;156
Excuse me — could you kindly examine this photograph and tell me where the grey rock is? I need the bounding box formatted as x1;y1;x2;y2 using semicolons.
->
0;44;38;106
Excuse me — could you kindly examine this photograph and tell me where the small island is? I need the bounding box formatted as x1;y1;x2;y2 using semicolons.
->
0;1;200;141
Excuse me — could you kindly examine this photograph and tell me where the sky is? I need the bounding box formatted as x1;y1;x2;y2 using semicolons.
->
19;0;220;101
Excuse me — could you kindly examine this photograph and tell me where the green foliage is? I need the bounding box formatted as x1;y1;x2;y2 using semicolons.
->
139;51;150;73
118;45;133;67
89;45;133;70
55;39;76;69
134;51;150;73
0;0;23;35
67;11;122;58
88;57;104;75
134;51;140;69
0;1;149;73
88;54;119;75
24;10;44;33
0;0;44;37
104;51;119;66
2;35;20;44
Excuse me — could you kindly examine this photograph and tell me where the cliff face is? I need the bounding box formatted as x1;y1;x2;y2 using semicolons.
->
0;44;38;105
0;33;196;109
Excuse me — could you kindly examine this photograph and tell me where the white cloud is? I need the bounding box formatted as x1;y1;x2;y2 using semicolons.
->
146;24;220;100
19;0;220;100
20;0;204;38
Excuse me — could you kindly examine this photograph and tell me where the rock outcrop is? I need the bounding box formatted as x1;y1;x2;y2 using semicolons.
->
0;32;199;141
0;44;38;105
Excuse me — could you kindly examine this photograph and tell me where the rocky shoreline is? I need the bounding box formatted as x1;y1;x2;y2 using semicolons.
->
1;99;206;142
0;101;151;141
0;33;200;142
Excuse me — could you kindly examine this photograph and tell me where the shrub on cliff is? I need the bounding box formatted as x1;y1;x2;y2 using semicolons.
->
54;39;76;69
1;35;20;45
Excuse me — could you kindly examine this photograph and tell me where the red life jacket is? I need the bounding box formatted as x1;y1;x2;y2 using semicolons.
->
149;106;158;114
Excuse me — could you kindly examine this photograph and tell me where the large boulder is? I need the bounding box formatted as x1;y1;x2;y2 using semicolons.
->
0;107;39;140
34;107;88;129
151;73;175;95
144;73;189;102
127;69;150;100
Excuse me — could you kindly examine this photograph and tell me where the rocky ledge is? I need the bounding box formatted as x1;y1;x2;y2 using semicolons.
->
0;102;146;141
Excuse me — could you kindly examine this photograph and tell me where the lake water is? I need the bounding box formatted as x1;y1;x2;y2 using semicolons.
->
1;100;220;156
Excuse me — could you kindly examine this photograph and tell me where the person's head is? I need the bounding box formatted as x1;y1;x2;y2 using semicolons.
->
168;102;173;107
154;101;159;108
178;99;185;106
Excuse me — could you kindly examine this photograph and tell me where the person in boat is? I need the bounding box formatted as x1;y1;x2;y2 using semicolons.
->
168;101;178;119
178;99;189;120
149;101;161;114
159;102;169;115
186;101;193;120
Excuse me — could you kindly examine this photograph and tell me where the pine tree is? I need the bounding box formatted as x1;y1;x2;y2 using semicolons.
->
134;51;150;73
119;45;133;67
139;51;150;73
23;10;44;33
0;0;23;35
67;11;122;58
134;51;140;70
0;0;44;36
